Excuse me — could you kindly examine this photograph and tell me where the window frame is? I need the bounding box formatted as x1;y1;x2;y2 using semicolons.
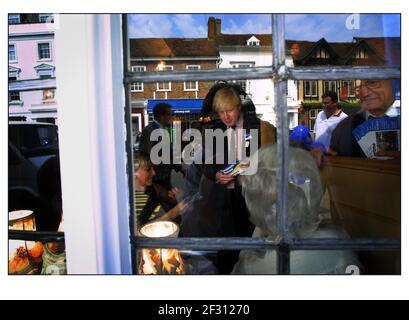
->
341;80;356;98
39;14;54;23
184;65;200;91
9;44;17;63
9;90;21;105
304;80;318;97
37;42;52;61
323;80;337;94
123;14;401;275
130;66;146;92
43;89;56;102
8;14;20;24
156;65;173;92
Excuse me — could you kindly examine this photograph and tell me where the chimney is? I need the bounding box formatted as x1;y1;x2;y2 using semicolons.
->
215;19;221;36
208;17;216;39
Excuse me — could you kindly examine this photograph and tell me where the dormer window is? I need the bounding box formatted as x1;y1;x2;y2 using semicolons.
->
355;47;368;59
34;63;55;78
9;66;21;80
246;36;260;46
315;47;329;58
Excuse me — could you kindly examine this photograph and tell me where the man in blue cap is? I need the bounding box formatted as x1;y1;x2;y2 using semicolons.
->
290;125;326;166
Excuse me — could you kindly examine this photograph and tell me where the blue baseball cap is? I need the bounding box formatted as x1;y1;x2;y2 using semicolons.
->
290;125;326;153
290;125;311;145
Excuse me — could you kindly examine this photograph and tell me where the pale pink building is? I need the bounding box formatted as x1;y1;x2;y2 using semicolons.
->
8;14;58;124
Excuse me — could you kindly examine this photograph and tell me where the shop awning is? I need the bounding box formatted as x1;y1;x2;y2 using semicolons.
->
147;99;203;114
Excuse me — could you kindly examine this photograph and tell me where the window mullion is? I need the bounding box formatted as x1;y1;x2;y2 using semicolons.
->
272;13;290;275
289;66;400;80
124;66;400;85
132;236;400;252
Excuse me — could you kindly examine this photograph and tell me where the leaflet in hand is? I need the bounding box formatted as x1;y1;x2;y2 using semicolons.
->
220;132;252;176
220;159;251;176
352;116;400;159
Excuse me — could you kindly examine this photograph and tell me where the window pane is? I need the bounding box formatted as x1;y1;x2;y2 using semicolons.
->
8;14;20;24
9;122;64;275
9;91;20;102
9;45;16;61
127;13;401;276
128;13;273;73
39;14;54;23
38;43;51;59
130;77;282;257
136;246;278;275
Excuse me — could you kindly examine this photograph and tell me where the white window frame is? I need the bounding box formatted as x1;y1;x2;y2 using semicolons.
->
323;80;337;94
341;80;356;98
39;13;54;23
9;90;22;105
34;63;55;78
130;66;145;92
8;14;20;24
304;80;318;97
156;65;173;92
230;63;253;94
37;42;52;61
54;14;131;274
9;44;17;63
184;65;200;91
246;36;260;46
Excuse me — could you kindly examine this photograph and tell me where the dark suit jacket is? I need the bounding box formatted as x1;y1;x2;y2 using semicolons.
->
202;115;262;181
330;110;366;158
139;121;161;157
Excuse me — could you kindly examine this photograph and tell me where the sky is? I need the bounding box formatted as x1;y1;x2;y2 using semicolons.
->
128;13;400;42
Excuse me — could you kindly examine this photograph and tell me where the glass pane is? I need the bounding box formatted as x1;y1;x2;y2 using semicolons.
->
286;14;400;265
8;237;66;275
136;246;278;275
128;13;272;73
8;14;65;275
130;77;285;239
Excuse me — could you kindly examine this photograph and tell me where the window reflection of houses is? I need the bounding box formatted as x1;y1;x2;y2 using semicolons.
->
130;18;400;134
130;17;300;131
129;34;219;135
290;37;401;130
8;13;57;124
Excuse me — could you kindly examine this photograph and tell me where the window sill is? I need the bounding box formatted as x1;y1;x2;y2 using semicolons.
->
9;101;23;106
37;59;53;63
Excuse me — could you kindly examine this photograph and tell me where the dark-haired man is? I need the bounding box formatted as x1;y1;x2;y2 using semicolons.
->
313;91;347;152
139;103;184;211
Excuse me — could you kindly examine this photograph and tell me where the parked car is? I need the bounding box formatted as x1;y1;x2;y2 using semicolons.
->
8;122;60;213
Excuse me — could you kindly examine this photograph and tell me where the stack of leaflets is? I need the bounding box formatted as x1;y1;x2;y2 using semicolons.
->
220;131;252;176
220;159;250;176
352;116;400;159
